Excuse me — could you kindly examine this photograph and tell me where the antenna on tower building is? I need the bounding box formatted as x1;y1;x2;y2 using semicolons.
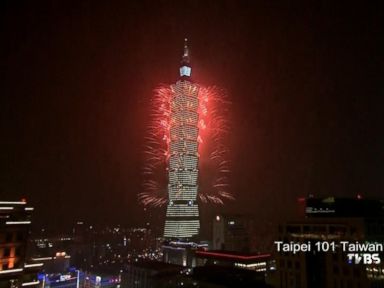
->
180;38;192;78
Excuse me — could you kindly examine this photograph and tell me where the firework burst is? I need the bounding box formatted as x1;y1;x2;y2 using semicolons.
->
139;83;233;207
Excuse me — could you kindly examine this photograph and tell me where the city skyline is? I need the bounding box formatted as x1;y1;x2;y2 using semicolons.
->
1;1;384;230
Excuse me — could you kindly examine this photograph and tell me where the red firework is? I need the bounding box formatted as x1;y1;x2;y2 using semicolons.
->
140;84;233;207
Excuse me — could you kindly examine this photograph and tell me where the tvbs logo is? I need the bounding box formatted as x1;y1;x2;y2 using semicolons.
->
347;253;381;264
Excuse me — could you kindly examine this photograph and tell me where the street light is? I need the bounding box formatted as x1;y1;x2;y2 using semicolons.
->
76;270;80;288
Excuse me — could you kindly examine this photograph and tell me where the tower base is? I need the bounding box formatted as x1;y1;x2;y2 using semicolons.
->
162;240;208;267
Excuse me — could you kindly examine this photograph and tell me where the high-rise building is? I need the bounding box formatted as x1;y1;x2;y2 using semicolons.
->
213;214;255;252
163;39;200;240
275;197;384;288
0;200;42;287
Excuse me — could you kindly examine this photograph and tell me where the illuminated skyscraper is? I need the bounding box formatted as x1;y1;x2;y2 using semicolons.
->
163;39;200;239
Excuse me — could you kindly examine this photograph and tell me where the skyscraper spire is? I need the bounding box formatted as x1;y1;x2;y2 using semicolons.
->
180;38;192;78
182;38;190;63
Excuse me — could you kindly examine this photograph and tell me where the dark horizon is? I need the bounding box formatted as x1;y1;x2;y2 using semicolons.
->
1;1;383;230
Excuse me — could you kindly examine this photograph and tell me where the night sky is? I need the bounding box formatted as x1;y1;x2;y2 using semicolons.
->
1;1;383;231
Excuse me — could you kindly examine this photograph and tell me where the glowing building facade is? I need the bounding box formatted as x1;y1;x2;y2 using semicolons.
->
163;40;200;239
0;200;42;287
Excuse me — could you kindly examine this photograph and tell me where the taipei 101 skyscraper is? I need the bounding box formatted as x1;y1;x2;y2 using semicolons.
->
141;38;232;264
163;39;200;240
